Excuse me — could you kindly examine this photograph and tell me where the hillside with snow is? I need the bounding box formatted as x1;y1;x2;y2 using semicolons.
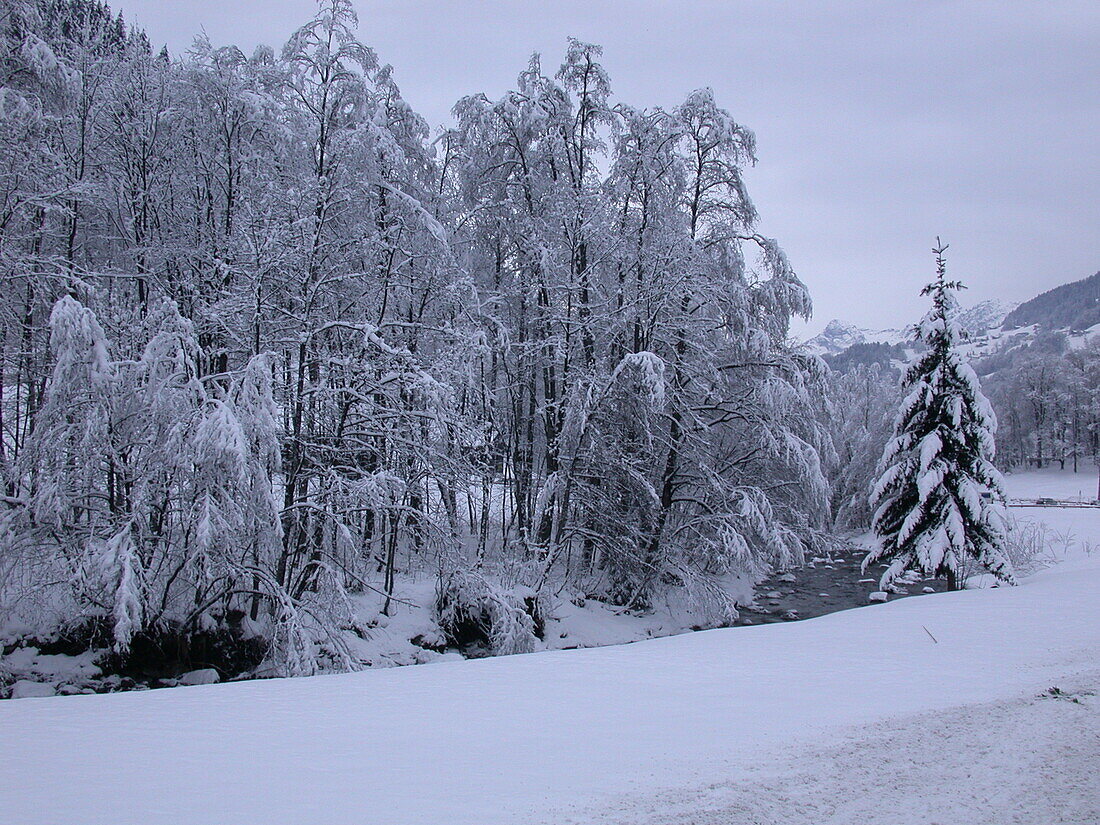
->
1003;271;1100;331
1;470;1097;825
809;272;1100;377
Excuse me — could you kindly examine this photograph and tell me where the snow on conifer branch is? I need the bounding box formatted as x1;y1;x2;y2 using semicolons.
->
865;241;1013;591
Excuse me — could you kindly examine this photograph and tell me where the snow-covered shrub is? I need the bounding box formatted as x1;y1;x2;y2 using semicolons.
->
435;571;544;655
958;515;1061;582
1004;517;1062;576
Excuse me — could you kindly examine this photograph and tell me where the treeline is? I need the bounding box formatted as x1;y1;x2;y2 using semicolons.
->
822;341;907;374
0;0;827;673
981;336;1100;473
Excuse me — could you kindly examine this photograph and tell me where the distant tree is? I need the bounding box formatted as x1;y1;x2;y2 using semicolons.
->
983;343;1079;470
866;241;1013;591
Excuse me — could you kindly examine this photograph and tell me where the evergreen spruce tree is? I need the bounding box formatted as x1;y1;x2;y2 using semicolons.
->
865;240;1014;591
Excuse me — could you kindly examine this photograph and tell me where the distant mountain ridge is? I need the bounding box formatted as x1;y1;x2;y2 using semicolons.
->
957;299;1019;338
805;298;1018;359
803;320;906;357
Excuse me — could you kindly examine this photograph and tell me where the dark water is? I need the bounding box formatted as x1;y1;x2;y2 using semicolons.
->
734;548;946;626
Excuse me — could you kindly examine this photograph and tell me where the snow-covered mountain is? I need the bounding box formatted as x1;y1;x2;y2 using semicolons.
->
805;298;1018;359
803;320;911;358
956;298;1019;338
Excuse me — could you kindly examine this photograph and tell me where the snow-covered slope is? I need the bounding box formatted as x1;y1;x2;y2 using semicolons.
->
956;298;1018;337
1;472;1097;825
1003;271;1100;331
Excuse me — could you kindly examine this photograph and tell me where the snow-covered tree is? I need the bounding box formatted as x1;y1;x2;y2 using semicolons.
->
826;363;901;530
23;295;115;532
0;3;833;675
866;241;1014;591
231;353;283;620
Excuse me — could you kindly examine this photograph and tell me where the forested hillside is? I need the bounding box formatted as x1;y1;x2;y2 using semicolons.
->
822;341;908;373
0;0;828;680
1002;271;1100;331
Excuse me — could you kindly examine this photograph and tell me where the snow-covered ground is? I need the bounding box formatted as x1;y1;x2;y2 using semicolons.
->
0;559;754;692
1;470;1097;824
1004;464;1100;503
343;573;754;670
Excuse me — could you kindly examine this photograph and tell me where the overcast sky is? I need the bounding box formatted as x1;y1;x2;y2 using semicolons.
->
117;0;1098;335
